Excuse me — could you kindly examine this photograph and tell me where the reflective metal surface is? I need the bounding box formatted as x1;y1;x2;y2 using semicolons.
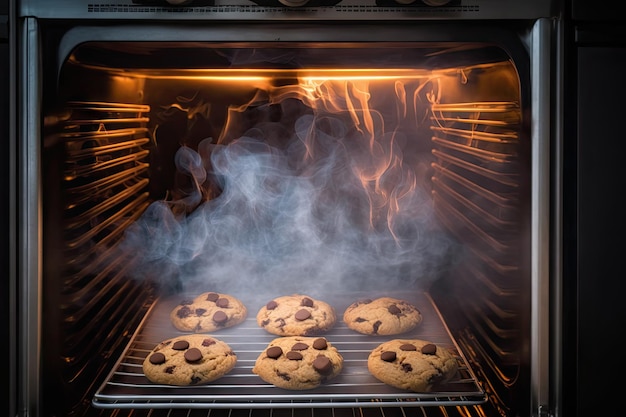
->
19;0;556;20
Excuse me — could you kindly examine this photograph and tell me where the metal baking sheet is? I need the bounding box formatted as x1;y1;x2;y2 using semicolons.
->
93;291;486;409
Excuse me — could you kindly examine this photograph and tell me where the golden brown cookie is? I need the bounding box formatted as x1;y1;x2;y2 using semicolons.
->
367;339;457;392
343;297;422;335
142;334;237;385
170;292;247;332
252;336;343;390
256;294;336;336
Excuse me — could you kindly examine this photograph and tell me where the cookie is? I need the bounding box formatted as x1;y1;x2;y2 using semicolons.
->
142;334;237;385
256;294;336;336
170;292;248;332
367;339;458;392
252;336;344;390
343;297;422;335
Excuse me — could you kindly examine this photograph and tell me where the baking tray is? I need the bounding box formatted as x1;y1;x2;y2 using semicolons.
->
93;291;486;409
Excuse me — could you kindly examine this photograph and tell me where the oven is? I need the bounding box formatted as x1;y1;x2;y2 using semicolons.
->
8;1;565;416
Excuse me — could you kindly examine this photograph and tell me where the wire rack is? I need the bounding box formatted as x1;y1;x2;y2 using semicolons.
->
93;291;486;410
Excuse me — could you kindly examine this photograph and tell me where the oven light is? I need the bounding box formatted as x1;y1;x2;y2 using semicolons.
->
194;76;270;81
301;75;429;81
118;68;432;81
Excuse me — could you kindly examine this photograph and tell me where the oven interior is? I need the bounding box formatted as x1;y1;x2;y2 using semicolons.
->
40;27;531;417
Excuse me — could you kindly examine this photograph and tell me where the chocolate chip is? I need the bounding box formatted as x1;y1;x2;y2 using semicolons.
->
216;298;229;308
172;340;189;350
312;338;328;350
400;344;417;351
381;351;396;362
421;344;437;355
184;347;202;362
286;351;303;360
149;352;166;365
291;342;309;351
202;338;216;347
165;366;175;374
313;355;333;375
266;300;278;310
195;307;206;316
190;376;202;384
301;297;314;307
176;306;192;319
206;292;219;302
355;317;367;323
388;304;401;315
359;299;373;305
213;310;228;324
373;320;382;334
401;363;413;372
266;346;283;359
295;309;311;321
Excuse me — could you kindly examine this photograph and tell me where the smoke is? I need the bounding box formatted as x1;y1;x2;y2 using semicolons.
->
121;79;457;299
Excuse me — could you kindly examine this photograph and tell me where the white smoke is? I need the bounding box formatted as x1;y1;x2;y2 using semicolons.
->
121;81;457;299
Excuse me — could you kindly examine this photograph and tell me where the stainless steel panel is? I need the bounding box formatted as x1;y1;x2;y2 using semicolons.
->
19;0;557;20
18;16;44;417
530;17;552;417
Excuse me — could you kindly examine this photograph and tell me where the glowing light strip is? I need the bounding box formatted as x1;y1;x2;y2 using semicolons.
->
119;68;432;81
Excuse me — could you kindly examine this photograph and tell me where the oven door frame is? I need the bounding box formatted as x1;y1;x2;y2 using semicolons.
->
12;15;560;417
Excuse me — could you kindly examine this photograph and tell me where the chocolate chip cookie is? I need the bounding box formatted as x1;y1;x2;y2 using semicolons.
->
142;334;237;385
170;292;248;332
252;336;344;390
256;294;336;336
367;339;458;392
343;297;422;335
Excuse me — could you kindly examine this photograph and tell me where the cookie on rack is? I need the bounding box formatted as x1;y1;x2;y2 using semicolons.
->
343;296;422;335
142;334;237;385
367;339;457;392
252;336;343;390
256;294;336;336
170;291;248;332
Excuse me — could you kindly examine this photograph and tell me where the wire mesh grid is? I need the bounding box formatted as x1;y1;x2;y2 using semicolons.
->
93;291;486;409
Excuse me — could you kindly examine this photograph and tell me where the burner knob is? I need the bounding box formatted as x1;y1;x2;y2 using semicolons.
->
278;0;310;5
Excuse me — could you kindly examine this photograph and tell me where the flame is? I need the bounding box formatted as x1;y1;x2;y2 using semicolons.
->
157;69;437;242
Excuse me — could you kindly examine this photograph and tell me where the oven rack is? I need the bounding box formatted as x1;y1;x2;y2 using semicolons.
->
93;291;486;409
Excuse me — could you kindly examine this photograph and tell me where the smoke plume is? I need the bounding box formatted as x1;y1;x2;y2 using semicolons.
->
121;77;457;299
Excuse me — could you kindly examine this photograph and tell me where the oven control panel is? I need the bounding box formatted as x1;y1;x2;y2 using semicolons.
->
143;0;457;6
19;0;556;19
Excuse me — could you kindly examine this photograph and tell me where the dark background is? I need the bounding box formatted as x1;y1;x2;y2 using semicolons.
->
563;1;626;416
